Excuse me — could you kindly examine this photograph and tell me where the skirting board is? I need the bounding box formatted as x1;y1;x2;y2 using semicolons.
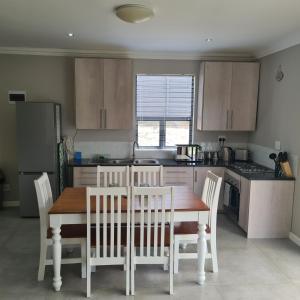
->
3;201;20;207
289;232;300;247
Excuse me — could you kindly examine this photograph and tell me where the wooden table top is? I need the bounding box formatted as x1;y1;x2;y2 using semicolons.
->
49;186;209;214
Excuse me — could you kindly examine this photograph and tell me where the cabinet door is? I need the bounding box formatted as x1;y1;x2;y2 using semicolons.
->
193;167;209;197
198;62;232;130
230;62;260;131
163;167;193;190
73;167;97;187
75;58;104;129
103;59;133;129
238;177;250;232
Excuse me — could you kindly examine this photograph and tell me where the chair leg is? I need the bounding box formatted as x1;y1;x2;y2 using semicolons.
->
210;236;218;273
81;240;86;279
174;238;180;274
38;238;47;281
131;249;135;295
125;247;130;296
169;245;174;295
123;247;127;271
86;262;91;298
163;247;169;271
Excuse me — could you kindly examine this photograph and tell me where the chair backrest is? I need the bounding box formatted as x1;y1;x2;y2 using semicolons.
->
130;165;163;187
97;166;130;187
201;171;222;234
86;186;131;262
34;172;53;234
131;186;174;258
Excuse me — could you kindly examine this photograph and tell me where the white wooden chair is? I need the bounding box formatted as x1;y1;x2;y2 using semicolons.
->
173;171;222;273
130;165;163;187
34;173;86;281
86;186;131;297
131;186;174;295
97;165;130;187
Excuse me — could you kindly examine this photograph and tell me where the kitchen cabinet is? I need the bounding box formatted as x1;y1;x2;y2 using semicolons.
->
75;58;133;130
197;61;260;131
230;63;260;130
226;169;294;238
197;62;231;131
193;167;224;210
163;167;194;190
238;177;250;232
75;59;104;129
73;167;97;187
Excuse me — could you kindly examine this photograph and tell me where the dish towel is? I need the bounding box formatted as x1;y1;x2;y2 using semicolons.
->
223;182;231;207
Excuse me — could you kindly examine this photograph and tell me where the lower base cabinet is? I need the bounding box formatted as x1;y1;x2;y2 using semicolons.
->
163;167;194;190
246;180;294;238
238;177;250;232
73;167;97;187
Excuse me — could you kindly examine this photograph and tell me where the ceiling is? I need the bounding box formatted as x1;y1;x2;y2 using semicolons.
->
1;0;300;58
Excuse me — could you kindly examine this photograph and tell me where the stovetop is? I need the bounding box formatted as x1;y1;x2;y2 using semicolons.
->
230;162;274;174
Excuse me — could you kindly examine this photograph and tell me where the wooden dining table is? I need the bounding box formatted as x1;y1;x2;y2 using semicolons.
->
49;186;210;292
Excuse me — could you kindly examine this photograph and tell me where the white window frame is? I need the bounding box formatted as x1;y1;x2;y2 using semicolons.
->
135;74;195;149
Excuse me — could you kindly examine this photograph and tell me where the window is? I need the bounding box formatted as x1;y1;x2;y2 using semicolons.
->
136;75;194;148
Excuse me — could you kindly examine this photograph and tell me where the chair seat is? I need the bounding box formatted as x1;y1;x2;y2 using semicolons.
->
47;224;87;239
174;222;210;235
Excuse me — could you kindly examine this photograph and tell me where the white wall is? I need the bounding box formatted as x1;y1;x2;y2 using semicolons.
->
249;44;300;237
0;54;249;203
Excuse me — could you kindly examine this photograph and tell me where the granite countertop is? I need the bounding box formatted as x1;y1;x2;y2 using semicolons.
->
68;158;295;181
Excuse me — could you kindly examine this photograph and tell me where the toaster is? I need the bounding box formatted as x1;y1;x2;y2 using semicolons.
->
235;149;249;161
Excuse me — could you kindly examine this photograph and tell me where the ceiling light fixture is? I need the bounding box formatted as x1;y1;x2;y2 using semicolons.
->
115;4;154;23
67;33;74;37
205;38;213;43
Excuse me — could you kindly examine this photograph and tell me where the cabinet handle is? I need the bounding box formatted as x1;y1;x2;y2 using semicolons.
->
100;109;103;128
231;110;233;129
104;109;107;129
226;110;229;129
194;171;197;183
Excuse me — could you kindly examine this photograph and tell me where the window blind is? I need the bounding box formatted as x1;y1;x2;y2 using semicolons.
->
136;75;194;120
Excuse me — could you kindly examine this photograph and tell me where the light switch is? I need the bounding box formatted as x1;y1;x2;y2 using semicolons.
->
275;141;281;151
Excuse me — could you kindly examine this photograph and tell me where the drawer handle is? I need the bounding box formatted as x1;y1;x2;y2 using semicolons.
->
166;171;189;174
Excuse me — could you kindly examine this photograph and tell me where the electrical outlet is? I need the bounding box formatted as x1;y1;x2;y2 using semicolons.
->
218;135;226;142
3;184;11;192
275;141;281;151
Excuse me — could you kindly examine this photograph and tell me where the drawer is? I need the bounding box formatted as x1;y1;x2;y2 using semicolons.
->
163;167;193;179
164;178;193;189
74;167;97;178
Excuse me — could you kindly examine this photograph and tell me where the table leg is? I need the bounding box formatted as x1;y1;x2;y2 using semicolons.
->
197;223;207;285
52;227;62;291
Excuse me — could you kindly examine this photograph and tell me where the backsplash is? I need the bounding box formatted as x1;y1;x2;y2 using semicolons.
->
248;143;299;177
74;141;248;159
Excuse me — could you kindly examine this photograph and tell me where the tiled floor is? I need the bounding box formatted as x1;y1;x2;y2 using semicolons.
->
0;208;300;299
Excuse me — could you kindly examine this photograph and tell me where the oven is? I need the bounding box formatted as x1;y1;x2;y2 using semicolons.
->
224;170;240;223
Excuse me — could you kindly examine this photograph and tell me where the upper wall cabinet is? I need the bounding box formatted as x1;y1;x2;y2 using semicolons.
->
75;58;133;130
197;61;260;131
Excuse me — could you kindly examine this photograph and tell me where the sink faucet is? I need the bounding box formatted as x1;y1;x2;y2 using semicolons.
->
132;140;139;161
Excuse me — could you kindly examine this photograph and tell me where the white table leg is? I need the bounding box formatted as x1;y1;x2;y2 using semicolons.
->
197;223;207;285
52;227;62;291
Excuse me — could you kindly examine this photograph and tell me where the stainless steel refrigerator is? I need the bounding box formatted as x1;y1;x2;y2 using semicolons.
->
16;102;62;217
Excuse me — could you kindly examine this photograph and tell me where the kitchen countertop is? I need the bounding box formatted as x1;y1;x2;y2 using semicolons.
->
68;158;295;181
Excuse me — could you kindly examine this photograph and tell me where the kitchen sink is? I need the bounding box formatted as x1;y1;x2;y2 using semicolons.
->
105;159;133;165
133;159;159;165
